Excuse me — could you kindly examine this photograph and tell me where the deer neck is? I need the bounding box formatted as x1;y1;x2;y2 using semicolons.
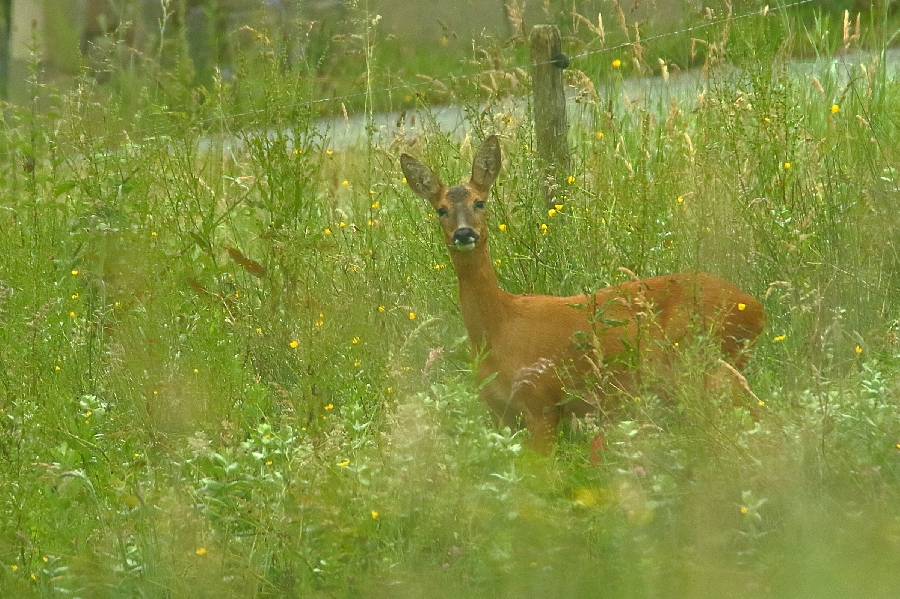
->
449;241;507;349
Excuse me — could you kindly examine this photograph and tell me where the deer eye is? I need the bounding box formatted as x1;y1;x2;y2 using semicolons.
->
436;207;448;217
473;201;485;210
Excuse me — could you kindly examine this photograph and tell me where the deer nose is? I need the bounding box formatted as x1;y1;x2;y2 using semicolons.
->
452;227;479;249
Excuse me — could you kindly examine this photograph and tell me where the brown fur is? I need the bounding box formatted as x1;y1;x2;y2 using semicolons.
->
400;135;766;449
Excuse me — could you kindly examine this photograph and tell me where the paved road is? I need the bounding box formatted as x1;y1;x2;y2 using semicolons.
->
317;48;898;150
196;49;896;155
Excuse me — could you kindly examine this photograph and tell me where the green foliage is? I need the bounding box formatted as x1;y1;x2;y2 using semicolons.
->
2;2;900;597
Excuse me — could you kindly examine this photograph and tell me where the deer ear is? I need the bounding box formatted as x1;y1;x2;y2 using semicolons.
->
400;154;443;203
470;134;501;192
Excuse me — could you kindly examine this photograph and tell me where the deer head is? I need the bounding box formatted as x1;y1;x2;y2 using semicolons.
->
400;135;501;252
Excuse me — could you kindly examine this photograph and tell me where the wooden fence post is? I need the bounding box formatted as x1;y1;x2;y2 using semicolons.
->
529;24;569;208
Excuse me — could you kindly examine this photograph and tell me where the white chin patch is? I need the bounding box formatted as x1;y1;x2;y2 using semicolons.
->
454;241;476;252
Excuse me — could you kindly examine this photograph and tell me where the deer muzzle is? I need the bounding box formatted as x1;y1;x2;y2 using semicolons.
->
452;227;479;251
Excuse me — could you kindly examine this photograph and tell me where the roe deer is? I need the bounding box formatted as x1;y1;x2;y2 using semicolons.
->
400;135;766;449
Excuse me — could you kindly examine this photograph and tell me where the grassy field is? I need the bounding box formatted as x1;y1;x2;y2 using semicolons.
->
2;2;900;597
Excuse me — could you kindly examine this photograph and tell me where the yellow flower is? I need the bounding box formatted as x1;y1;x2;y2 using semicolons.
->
566;175;575;185
378;305;385;313
354;359;360;367
256;327;262;334
342;180;350;188
409;312;416;320
855;345;863;355
151;231;157;238
677;196;684;204
548;209;557;217
69;311;75;318
371;201;380;209
402;176;407;184
612;59;622;68
498;223;507;232
783;162;791;170
294;148;303;155
196;547;207;556
71;293;78;300
324;228;332;235
352;336;360;344
434;264;444;270
831;104;840;114
339;460;350;467
595;131;604;139
774;334;786;342
540;223;548;235
325;403;334;410
740;506;748;514
71;270;79;276
11;565;17;571
290;340;299;348
371;510;379;519
758;400;765;407
193;368;199;374
42;556;48;563
339;221;346;228
54;365;60;371
326;149;334;156
573;487;598;507
738;303;746;311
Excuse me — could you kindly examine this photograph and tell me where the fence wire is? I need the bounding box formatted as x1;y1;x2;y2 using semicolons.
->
10;0;866;151
203;0;819;128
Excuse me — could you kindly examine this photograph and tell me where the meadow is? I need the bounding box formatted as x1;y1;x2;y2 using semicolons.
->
1;1;900;597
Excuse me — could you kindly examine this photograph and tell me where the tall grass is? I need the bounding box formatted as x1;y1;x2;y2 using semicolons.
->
1;2;900;597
